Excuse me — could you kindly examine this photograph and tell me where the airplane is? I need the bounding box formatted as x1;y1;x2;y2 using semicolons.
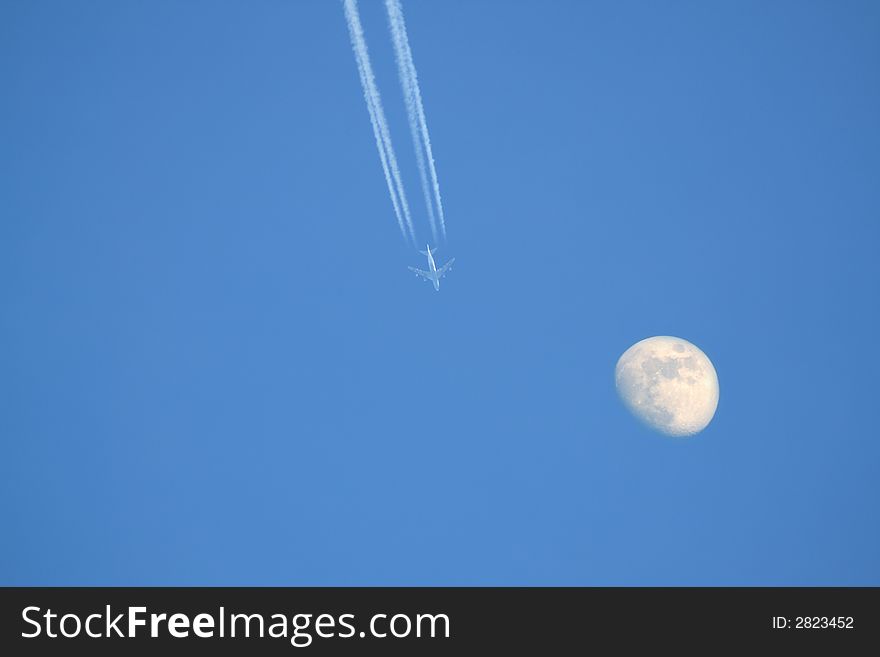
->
408;245;454;292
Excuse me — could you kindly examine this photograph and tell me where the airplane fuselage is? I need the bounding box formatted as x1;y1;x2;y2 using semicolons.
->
424;247;439;289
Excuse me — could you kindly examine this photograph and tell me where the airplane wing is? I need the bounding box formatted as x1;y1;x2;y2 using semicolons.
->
436;258;455;279
408;266;433;281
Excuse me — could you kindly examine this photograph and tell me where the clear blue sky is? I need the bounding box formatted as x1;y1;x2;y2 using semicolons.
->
2;0;878;585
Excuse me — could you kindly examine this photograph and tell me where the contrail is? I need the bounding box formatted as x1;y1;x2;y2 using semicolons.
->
385;0;446;242
344;0;416;245
384;0;437;243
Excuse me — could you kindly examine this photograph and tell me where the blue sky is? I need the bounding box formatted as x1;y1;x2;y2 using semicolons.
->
2;0;878;585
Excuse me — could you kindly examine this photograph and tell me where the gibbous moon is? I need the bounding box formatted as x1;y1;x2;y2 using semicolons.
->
615;336;719;437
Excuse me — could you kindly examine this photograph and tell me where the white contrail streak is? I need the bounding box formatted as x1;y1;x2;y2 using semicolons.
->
384;1;436;243
344;0;416;245
385;0;446;242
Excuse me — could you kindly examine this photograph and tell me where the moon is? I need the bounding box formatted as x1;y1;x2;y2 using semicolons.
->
615;336;719;437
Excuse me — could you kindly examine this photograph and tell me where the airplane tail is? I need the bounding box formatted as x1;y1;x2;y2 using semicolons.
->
419;245;438;256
